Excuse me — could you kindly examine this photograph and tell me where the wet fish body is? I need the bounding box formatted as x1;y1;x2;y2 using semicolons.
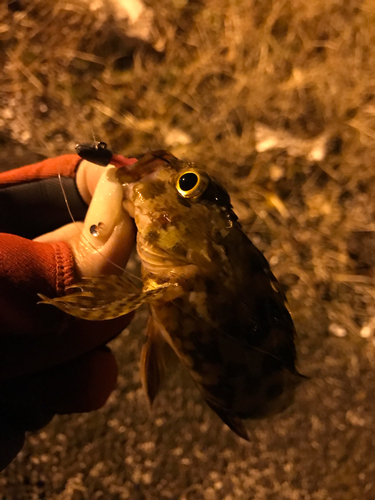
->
41;150;302;439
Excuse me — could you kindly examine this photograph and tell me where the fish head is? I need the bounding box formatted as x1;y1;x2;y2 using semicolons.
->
117;151;238;278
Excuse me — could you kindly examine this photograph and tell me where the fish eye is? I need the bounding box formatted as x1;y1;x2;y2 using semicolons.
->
175;169;209;199
179;172;198;191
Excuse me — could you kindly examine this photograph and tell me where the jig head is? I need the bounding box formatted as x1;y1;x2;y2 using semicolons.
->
75;141;137;169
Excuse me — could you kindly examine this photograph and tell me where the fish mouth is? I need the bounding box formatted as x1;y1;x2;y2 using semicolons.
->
137;234;189;274
116;150;180;183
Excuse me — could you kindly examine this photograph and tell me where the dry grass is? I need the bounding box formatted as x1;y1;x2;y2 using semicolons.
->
1;0;375;340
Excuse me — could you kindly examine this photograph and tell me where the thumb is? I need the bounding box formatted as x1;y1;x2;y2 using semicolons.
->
36;167;136;277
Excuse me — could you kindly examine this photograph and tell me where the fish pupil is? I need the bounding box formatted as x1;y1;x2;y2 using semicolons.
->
179;172;198;191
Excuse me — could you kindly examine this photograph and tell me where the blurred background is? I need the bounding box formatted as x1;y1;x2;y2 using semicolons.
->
1;0;375;498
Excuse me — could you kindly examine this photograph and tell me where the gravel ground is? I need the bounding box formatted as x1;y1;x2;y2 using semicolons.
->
1;302;375;499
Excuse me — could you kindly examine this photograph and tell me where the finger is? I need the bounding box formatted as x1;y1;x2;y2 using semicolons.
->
73;166;136;277
5;347;118;414
33;221;84;243
34;167;136;276
35;346;118;413
0;347;117;470
74;215;136;277
0;312;133;383
75;160;108;205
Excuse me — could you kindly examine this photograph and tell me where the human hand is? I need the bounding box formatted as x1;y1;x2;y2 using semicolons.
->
35;159;136;276
0;156;137;470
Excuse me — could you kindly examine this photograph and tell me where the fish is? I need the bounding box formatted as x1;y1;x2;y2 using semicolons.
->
39;150;303;440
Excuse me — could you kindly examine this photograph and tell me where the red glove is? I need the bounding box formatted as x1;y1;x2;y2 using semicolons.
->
0;155;136;470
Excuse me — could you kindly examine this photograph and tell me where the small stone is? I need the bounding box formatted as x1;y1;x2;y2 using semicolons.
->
20;130;31;143
39;103;48;113
3;108;14;119
269;255;279;266
164;128;192;147
328;323;347;338
360;319;375;338
269;164;284;182
360;325;373;338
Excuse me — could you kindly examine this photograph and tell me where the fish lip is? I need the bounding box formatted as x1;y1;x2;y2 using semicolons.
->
116;150;180;182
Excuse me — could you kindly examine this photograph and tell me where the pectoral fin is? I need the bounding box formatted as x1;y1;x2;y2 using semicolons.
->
140;317;168;405
38;274;172;321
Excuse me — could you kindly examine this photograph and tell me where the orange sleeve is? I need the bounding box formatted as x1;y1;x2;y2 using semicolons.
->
0;234;75;336
0;155;87;240
0;156;82;337
0;155;80;186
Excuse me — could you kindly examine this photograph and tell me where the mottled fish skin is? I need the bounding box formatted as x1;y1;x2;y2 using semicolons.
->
41;150;303;440
124;151;303;439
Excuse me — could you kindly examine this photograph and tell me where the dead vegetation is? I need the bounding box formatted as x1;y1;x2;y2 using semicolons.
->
1;0;375;343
